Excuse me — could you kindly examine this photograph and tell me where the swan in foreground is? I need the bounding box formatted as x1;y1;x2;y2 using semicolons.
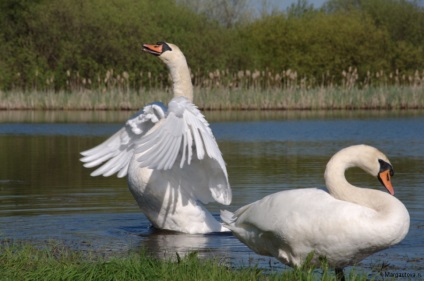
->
81;42;231;234
221;145;409;279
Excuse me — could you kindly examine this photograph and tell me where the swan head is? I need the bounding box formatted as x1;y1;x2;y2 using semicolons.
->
327;145;395;195
143;41;193;100
142;42;185;65
355;145;394;195
377;158;395;195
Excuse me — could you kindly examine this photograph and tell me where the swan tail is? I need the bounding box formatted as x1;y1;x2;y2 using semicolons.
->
220;210;237;226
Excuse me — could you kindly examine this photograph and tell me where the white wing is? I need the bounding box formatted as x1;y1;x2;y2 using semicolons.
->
135;96;231;205
136;97;223;170
80;97;231;205
80;102;167;178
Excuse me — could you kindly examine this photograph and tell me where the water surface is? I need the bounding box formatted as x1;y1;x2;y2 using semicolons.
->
0;110;423;279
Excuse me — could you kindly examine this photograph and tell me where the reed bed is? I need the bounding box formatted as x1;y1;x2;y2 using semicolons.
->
1;68;423;110
0;241;370;281
1;86;422;111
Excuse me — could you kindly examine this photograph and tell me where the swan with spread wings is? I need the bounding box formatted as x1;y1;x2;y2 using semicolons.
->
80;42;231;234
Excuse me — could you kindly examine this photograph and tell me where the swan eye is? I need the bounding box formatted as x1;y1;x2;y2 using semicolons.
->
378;159;394;176
156;42;173;52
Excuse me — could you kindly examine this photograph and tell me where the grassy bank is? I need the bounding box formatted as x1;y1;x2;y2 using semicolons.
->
0;84;423;111
0;242;370;281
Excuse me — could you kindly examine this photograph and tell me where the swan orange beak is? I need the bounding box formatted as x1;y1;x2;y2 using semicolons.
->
378;169;395;195
143;43;163;56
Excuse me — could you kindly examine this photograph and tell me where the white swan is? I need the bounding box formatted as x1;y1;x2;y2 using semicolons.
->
221;144;409;279
81;42;231;234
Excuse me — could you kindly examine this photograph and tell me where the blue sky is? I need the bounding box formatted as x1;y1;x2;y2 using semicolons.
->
270;0;424;10
275;0;327;10
249;0;328;16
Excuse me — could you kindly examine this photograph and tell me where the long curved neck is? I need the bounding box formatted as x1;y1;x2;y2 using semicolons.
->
324;146;410;246
166;55;193;102
324;150;389;210
324;149;408;217
325;156;377;208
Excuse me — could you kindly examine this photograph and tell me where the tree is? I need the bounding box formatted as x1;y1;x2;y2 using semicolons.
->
177;0;253;27
287;0;315;18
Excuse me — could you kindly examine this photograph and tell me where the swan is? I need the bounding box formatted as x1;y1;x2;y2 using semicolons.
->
221;144;409;279
80;42;231;234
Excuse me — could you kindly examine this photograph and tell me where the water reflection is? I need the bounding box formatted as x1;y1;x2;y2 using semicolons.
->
0;110;423;274
140;229;226;259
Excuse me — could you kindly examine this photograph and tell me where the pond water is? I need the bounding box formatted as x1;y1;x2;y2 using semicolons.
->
0;110;423;279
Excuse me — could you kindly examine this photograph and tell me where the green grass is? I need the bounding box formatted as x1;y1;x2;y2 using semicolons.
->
0;84;423;111
0;241;371;281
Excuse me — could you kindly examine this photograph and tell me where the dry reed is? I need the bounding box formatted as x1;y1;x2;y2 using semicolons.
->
1;68;423;110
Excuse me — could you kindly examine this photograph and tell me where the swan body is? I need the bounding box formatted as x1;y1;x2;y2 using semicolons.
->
221;145;409;275
81;42;231;234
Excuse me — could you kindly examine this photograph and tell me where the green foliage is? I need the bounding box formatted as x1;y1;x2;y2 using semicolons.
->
0;0;423;92
244;10;392;80
323;0;424;71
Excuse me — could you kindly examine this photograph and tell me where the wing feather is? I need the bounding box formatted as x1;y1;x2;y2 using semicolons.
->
82;150;118;168
151;134;174;169
135;96;231;205
81;96;231;205
180;132;188;168
80;103;166;178
136;112;185;170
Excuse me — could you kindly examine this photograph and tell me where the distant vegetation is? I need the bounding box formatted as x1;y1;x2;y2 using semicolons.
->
1;84;423;110
0;0;423;103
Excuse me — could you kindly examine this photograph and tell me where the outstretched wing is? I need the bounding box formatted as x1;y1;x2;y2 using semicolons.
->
80;102;167;178
135;96;231;205
81;97;231;205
